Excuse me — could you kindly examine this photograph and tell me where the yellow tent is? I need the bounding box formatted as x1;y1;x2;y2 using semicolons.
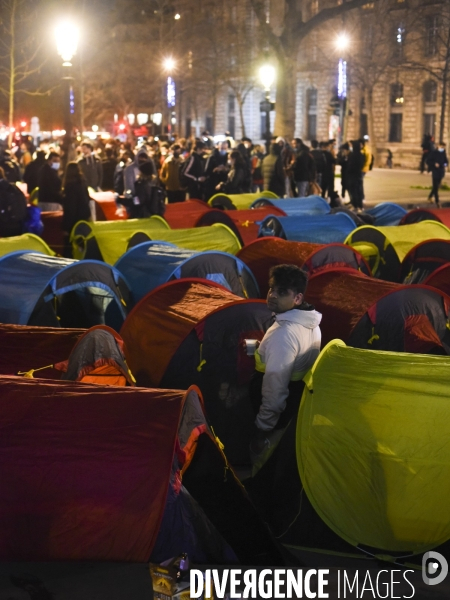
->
298;340;450;554
345;221;450;280
0;234;54;258
208;191;278;210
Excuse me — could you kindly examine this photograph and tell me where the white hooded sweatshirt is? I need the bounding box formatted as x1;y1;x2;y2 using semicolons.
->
255;307;322;431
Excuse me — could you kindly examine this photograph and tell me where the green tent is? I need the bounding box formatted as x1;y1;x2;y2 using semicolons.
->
208;191;278;210
298;340;450;555
0;234;54;258
345;220;450;280
70;217;170;263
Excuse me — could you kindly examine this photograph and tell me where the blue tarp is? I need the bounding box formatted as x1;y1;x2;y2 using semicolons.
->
258;213;356;243
366;203;407;226
251;196;330;216
0;251;129;327
114;241;260;302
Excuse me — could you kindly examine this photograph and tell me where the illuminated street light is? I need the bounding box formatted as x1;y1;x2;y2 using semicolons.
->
55;21;79;66
137;113;149;125
335;33;350;52
259;65;276;92
259;64;276;152
163;57;176;73
174;13;181;20
92;124;99;132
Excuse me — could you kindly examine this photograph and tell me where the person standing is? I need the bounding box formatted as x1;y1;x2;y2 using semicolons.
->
77;141;103;191
360;138;372;204
23;150;46;194
182;141;206;200
203;141;228;201
61;162;91;257
215;151;247;194
101;148;118;191
262;143;285;197
347;140;364;212
427;141;448;207
160;144;186;204
37;151;63;211
293;143;316;197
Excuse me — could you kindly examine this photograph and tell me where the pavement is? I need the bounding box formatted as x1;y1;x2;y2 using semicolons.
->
337;167;450;208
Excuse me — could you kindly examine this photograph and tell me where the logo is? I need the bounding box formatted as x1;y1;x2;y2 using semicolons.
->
423;551;449;586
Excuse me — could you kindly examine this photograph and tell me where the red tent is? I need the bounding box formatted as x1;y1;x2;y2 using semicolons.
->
238;238;370;296
227;207;287;246
400;207;450;228
424;263;450;297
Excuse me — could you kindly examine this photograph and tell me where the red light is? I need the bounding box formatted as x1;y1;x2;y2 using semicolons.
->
119;123;126;131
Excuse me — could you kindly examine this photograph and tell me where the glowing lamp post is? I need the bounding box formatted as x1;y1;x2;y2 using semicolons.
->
55;21;79;167
259;64;275;153
335;33;350;145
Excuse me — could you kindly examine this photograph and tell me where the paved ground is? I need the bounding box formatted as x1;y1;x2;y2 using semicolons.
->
337;167;450;208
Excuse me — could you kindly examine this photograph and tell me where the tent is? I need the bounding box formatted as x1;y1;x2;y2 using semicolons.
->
55;326;135;385
423;264;450;298
306;268;450;353
0;251;130;330
0;376;282;565
400;239;450;283
115;241;259;303
0;323;84;379
258;213;356;243
400;207;450;228
40;211;65;254
237;238;370;296
224;206;287;246
345;221;450;280
120;279;273;464
251;196;331;216
208;191;278;210
365;202;407;226
247;340;450;561
0;233;53;258
70;216;170;262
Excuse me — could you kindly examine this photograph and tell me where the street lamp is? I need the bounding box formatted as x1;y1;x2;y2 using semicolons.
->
259;64;276;153
55;20;79;168
335;33;350;146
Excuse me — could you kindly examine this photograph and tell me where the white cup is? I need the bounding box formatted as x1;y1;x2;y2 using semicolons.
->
244;339;258;356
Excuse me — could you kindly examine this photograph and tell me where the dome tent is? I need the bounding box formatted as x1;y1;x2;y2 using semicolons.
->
120;279;273;464
345;221;450;280
115;241;259;303
258;212;356;243
237;237;370;297
365;202;407;226
400;207;450;228
247;341;450;563
0;376;282;565
400;239;450;283
251;195;330;216
0;251;130;330
0;233;54;258
208;191;278;210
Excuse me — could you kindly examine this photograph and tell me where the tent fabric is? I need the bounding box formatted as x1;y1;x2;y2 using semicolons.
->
0;234;54;258
40;211;65;254
365;202;407;226
115;241;259;303
0;251;130;329
56;326;135;385
237;238;370;297
251;196;331;216
208;191;278;210
400;208;450;228
298;340;450;554
400;239;450;283
345;221;450;281
70;216;170;263
259;213;356;243
0;324;84;378
226;207;287;246
0;376;189;561
423;264;450;298
90;190;127;221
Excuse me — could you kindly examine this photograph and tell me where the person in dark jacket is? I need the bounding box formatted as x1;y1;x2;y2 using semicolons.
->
77;141;103;191
101;148;118;190
113;150;133;195
61;162;91;257
37;151;63;210
0;150;21;183
262;143;285;197
310;140;326;189
125;160;165;219
0;166;28;237
216;151;247;194
337;143;350;201
183;141;206;200
320;141;336;201
23;150;46;194
203;142;228;201
347;140;365;211
293;143;316;197
427;141;448;207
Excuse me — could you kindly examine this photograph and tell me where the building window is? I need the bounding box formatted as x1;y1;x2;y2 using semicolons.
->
389;114;402;142
390;83;404;106
423;114;436;137
306;87;318;139
426;16;438;57
228;94;235;138
423;80;437;103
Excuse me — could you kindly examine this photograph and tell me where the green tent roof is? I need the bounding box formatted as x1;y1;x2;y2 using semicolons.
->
208;191;278;209
139;224;242;256
298;340;450;554
0;234;54;258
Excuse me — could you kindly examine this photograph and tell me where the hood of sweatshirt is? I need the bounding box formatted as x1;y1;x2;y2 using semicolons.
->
275;307;322;329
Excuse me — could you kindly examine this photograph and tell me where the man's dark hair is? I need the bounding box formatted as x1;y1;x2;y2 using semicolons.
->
81;140;93;151
194;141;205;151
171;143;181;151
46;151;60;161
311;140;319;149
268;264;308;296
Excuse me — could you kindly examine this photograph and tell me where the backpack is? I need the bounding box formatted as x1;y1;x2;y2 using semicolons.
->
0;180;27;235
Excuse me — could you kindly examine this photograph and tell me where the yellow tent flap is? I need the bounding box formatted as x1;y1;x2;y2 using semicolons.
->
0;234;54;258
70;217;170;263
298;340;450;554
208;191;278;209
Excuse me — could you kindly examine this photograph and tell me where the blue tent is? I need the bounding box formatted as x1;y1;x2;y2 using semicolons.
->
365;203;407;226
114;241;259;302
250;196;330;216
0;251;130;330
258;213;356;243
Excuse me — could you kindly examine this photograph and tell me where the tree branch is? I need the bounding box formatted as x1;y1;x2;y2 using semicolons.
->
301;0;380;39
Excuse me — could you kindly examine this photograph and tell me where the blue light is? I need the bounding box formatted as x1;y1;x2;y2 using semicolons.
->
69;86;75;114
337;59;347;99
167;76;176;108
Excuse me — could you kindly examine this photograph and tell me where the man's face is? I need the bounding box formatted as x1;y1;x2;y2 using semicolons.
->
219;142;228;153
266;281;303;314
81;144;91;156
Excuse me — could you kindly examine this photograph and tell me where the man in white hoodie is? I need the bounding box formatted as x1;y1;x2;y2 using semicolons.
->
250;264;322;459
